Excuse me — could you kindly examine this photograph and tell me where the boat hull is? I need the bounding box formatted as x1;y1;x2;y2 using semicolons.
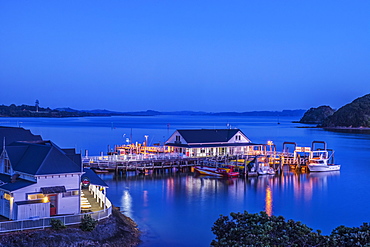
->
194;166;239;178
257;165;275;175
308;164;341;172
194;167;223;177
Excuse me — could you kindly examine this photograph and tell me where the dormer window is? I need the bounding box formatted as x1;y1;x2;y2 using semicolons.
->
175;135;181;144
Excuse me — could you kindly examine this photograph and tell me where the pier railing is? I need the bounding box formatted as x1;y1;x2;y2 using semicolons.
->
83;151;274;163
0;200;112;233
83;153;187;163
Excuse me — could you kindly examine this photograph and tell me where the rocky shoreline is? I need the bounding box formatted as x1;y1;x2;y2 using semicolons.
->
0;207;141;247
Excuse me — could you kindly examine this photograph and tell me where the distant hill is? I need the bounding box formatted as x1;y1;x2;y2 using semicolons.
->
0;104;305;118
321;94;370;128
206;110;305;117
299;106;335;124
0;104;90;117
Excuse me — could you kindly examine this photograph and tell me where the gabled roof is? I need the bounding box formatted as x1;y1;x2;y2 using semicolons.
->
0;174;36;192
175;129;242;144
6;141;82;175
62;148;82;167
82;168;108;187
166;142;261;148
0;126;42;153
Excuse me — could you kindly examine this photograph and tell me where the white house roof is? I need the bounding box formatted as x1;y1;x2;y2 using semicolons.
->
166;129;251;145
6;141;82;175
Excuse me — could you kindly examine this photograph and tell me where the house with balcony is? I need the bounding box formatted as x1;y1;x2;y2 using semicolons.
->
165;129;265;157
0;126;83;220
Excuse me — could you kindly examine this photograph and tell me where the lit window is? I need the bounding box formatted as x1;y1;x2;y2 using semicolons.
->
28;193;44;200
4;193;11;201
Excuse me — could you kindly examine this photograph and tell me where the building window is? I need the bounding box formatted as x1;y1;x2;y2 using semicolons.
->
63;190;79;197
4;193;11;201
27;193;44;200
175;135;181;143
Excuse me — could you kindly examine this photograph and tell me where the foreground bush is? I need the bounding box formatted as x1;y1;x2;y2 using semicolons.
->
50;218;66;230
329;223;370;247
80;214;98;231
211;211;370;247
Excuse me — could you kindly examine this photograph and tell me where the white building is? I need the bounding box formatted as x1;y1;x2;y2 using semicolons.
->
165;129;264;157
0;127;83;220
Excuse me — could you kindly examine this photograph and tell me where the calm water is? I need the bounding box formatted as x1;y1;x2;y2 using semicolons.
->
2;115;370;246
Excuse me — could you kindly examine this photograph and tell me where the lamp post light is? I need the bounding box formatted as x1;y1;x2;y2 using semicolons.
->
144;135;149;156
267;140;274;154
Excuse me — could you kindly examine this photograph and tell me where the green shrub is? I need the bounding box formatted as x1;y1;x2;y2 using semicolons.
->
80;214;98;231
329;223;370;247
50;218;66;230
211;211;370;247
211;211;329;247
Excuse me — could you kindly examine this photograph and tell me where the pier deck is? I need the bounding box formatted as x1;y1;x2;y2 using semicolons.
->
82;152;310;175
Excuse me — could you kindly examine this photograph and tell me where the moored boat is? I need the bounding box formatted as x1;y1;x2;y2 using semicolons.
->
257;165;276;175
250;156;276;175
194;166;239;178
307;150;340;172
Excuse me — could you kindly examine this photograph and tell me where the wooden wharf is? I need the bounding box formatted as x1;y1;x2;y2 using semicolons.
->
82;151;311;176
82;141;335;176
83;154;207;174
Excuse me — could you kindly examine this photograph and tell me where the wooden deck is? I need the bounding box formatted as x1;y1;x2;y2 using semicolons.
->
83;155;207;174
83;152;312;176
81;189;103;212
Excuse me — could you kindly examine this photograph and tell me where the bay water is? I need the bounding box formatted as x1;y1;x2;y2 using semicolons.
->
1;115;370;246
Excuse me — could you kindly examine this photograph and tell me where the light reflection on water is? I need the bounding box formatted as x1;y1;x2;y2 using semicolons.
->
121;190;133;219
102;169;341;247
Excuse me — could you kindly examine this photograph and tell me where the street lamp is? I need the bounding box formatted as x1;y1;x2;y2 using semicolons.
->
144;135;149;156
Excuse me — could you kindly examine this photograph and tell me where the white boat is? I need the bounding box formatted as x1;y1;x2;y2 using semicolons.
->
307;150;340;172
253;156;276;175
257;165;275;175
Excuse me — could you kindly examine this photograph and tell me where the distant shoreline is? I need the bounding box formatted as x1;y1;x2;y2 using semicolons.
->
296;124;370;131
323;126;370;130
0;104;306;118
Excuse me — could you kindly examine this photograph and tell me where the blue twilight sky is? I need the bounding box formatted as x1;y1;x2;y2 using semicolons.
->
0;1;369;112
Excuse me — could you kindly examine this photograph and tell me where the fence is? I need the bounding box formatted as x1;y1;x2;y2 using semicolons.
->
0;201;112;233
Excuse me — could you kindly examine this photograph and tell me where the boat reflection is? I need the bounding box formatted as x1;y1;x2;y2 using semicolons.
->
109;169;341;220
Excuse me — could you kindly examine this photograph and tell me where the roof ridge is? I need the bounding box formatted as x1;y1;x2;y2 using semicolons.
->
11;145;32;172
34;145;53;175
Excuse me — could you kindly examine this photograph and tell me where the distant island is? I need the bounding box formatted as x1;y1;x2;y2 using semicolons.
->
298;105;335;124
0;104;306;118
299;93;370;128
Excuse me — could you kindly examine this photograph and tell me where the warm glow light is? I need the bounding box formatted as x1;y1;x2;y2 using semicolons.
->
43;197;49;203
265;186;273;216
